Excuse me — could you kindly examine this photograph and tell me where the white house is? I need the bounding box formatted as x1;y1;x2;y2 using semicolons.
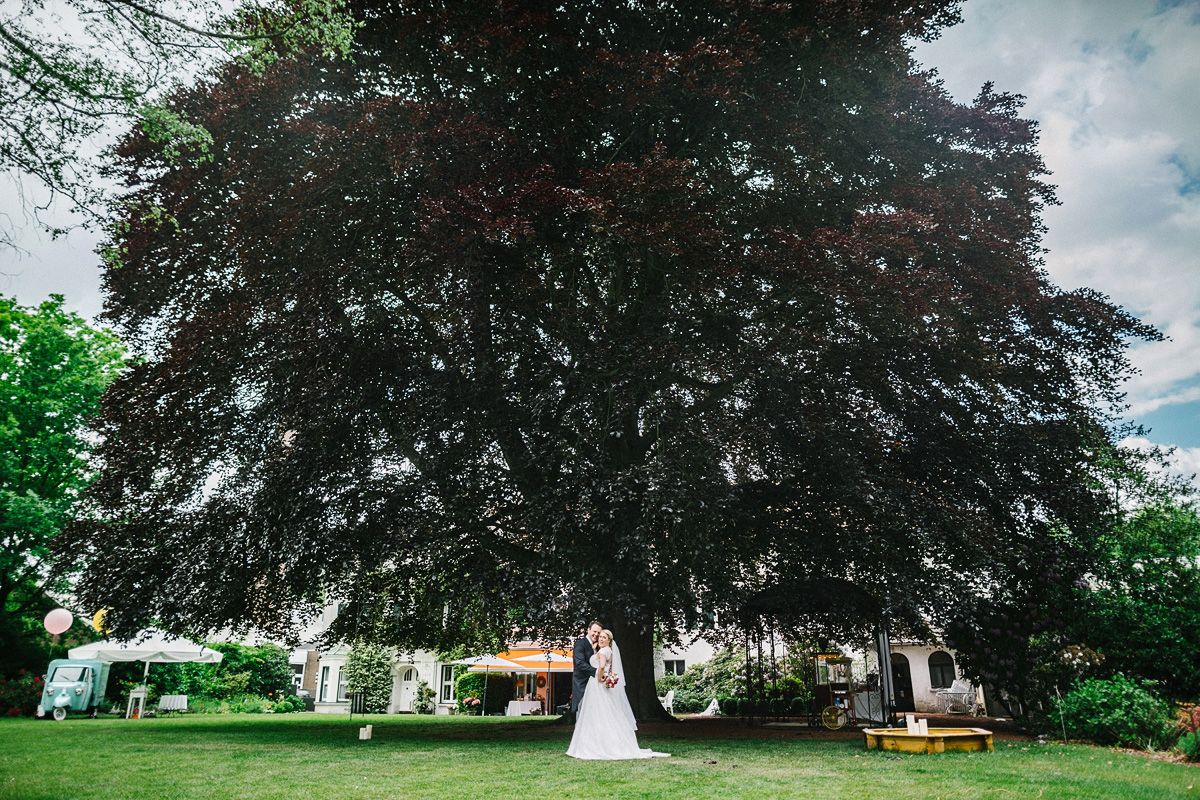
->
655;637;717;679
887;640;976;714
285;604;460;715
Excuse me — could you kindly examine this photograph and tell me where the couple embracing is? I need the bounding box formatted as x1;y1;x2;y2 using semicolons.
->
565;620;670;760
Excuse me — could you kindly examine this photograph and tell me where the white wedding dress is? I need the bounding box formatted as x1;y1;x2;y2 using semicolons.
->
566;644;670;760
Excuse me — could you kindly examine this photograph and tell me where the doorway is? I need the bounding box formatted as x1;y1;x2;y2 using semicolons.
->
551;672;572;714
393;666;418;713
890;653;915;712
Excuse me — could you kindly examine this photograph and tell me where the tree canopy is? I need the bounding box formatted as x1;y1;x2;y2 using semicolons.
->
66;0;1156;718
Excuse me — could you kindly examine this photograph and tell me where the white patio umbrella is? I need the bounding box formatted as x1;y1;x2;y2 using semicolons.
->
69;629;223;684
452;655;528;715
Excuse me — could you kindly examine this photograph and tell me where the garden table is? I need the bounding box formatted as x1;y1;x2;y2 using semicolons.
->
505;700;542;716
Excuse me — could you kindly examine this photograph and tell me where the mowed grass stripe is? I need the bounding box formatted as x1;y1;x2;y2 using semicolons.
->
0;714;1193;799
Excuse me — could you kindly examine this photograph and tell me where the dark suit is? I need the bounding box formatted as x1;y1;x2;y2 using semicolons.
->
570;635;597;714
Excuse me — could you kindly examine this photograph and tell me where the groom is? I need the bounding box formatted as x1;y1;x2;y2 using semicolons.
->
567;619;603;723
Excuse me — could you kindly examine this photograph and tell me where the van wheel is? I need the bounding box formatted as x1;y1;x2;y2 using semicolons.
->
52;707;67;721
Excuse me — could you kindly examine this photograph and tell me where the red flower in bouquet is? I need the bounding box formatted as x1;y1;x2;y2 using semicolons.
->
603;672;620;689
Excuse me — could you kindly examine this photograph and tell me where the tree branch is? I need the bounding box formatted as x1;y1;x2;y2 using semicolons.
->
103;0;303;43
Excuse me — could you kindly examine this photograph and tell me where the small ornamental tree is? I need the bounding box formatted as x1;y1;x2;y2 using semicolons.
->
343;642;393;713
68;1;1156;720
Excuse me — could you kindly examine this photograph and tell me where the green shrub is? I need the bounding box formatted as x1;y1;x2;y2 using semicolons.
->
782;675;813;704
0;671;42;717
718;697;737;716
227;694;270;714
655;649;812;716
214;671;252;698
156;643;293;700
188;693;298;714
666;686;709;714
455;672;515;715
414;680;437;714
269;694;306;714
790;696;808;715
1178;731;1200;762
1053;674;1173;748
188;697;226;714
343;643;393;714
655;649;748;704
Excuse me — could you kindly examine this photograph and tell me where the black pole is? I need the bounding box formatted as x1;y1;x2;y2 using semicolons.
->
877;617;896;727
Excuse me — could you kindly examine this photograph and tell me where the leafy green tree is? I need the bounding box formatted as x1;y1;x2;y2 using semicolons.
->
68;1;1155;719
0;295;123;674
949;498;1200;718
343;642;392;713
155;642;292;699
1080;502;1200;701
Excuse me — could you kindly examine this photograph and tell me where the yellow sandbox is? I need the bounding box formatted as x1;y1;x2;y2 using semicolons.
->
863;727;994;754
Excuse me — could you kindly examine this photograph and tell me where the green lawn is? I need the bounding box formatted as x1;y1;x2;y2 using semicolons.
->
0;714;1194;799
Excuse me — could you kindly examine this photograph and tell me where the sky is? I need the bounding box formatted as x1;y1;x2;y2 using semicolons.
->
912;0;1200;486
1;0;1198;485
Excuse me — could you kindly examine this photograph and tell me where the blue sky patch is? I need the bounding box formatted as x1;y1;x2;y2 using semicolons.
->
1134;400;1200;448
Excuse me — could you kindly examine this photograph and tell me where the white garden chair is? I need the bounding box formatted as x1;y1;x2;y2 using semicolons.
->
658;689;674;715
935;679;979;715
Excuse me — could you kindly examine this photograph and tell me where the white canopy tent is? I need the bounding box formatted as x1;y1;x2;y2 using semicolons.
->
69;630;224;718
69;630;223;684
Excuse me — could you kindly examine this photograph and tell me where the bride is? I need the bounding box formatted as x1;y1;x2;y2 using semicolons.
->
567;629;670;760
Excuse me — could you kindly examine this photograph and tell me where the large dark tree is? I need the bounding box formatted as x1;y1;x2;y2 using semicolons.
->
65;0;1155;719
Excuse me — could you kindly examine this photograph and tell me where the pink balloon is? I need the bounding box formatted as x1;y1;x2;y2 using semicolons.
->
44;608;74;635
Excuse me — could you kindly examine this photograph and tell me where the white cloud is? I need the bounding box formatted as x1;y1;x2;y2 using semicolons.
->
1129;384;1200;416
915;0;1200;423
1122;435;1200;491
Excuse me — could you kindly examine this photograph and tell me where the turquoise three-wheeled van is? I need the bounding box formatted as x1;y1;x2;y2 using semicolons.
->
36;659;110;721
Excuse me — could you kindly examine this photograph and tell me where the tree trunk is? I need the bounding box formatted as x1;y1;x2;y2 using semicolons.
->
609;608;674;722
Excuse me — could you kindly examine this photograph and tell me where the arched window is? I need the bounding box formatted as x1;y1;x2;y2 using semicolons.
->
928;651;955;689
400;667;415;682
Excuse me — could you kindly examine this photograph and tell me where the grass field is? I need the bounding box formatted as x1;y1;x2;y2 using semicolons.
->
0;713;1195;799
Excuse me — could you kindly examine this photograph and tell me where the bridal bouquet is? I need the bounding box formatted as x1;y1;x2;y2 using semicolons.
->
602;671;620;689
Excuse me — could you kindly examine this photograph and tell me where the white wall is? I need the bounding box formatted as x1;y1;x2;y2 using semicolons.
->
891;643;963;713
387;651;442;713
313;645;349;713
